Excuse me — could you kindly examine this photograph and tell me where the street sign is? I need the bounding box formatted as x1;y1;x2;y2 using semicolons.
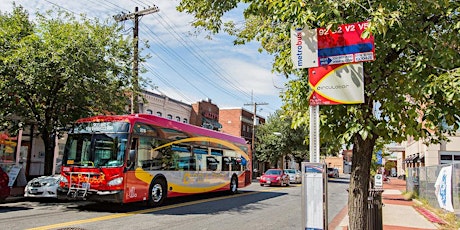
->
309;63;364;105
291;22;375;69
375;174;383;188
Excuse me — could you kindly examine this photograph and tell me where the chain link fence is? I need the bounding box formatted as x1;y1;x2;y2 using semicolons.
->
407;163;460;213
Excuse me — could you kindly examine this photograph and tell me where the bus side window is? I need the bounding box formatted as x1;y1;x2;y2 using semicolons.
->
222;157;230;171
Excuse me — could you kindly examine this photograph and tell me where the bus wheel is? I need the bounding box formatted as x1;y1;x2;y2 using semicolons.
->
229;176;238;194
148;178;166;206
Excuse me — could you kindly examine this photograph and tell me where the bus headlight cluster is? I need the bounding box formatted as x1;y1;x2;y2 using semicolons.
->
108;177;123;186
60;175;68;183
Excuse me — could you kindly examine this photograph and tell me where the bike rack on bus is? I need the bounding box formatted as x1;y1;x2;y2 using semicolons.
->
67;172;91;199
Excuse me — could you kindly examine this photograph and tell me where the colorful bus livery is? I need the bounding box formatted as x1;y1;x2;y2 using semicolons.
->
57;114;251;206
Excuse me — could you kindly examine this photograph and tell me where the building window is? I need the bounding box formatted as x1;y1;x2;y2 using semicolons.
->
183;118;188;123
146;109;153;114
167;114;173;119
156;112;162;117
176;116;181;122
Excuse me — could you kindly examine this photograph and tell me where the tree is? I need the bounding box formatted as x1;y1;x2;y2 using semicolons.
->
255;110;308;168
177;0;460;228
0;5;133;175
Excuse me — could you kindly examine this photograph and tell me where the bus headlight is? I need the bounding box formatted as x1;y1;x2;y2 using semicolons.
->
60;175;68;183
108;177;123;186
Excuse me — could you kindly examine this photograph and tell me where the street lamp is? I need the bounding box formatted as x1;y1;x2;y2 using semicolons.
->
272;132;284;168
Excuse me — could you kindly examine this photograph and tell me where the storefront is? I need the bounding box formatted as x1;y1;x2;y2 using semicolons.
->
0;131;28;195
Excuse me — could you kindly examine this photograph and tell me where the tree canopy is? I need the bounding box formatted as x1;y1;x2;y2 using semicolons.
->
0;5;133;174
255;110;308;168
178;0;460;228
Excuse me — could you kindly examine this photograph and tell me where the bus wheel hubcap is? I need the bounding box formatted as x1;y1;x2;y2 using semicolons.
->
152;184;163;202
231;179;236;192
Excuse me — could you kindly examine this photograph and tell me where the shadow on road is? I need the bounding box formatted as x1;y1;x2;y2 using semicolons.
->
66;189;288;215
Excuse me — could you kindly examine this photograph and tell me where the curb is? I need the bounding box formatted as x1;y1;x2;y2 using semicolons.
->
414;206;447;225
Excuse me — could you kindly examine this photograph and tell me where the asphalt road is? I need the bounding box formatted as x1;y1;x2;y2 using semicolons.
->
0;175;349;230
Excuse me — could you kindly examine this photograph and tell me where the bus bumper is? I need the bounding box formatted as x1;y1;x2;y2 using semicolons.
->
57;187;124;203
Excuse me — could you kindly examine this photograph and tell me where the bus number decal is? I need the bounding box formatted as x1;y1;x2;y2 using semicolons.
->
128;187;137;198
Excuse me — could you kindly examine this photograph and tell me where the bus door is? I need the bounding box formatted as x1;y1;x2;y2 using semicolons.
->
124;135;157;203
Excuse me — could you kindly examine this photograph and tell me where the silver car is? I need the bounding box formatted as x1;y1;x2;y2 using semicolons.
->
24;175;61;198
284;169;301;184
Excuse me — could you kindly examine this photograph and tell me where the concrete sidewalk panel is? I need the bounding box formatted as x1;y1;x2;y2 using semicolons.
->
383;204;438;229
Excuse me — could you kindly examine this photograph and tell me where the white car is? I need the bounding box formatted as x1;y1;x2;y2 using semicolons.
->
284;169;302;184
24;175;61;198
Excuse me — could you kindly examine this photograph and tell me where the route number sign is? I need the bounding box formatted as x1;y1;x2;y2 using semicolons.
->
291;22;375;69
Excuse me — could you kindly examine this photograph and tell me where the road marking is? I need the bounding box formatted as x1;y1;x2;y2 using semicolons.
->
27;186;294;230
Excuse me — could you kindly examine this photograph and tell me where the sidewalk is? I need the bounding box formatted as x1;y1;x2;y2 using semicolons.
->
330;177;446;230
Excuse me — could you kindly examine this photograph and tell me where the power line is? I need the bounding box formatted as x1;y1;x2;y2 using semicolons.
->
114;5;160;114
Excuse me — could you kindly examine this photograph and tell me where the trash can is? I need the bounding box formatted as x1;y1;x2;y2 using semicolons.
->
367;188;384;230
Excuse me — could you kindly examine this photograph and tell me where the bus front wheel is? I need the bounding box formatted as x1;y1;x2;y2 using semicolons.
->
229;176;238;194
148;178;166;207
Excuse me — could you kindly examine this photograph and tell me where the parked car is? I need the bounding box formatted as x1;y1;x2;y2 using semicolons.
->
259;169;290;187
24;175;61;198
0;167;10;202
327;167;339;178
284;169;302;184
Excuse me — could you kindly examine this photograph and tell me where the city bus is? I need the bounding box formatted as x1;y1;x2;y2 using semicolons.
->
57;114;251;206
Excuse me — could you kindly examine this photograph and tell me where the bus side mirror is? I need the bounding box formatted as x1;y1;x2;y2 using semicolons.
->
126;150;136;170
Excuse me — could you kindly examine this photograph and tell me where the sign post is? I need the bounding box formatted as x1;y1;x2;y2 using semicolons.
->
292;21;375;230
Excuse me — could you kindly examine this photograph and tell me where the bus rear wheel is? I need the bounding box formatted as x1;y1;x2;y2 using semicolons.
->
148;178;166;207
229;176;238;194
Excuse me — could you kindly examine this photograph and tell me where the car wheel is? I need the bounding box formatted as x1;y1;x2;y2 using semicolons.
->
229;176;238;194
260;183;264;186
148;178;166;207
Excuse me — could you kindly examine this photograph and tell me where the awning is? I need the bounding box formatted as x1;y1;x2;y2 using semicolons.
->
419;156;425;163
193;149;207;155
404;154;419;163
202;118;222;130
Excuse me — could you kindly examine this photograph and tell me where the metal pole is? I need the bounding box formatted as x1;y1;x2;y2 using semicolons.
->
15;123;23;165
132;7;139;114
252;103;256;178
309;105;320;163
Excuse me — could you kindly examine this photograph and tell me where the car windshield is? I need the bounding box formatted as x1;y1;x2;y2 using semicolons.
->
284;169;295;174
265;170;281;175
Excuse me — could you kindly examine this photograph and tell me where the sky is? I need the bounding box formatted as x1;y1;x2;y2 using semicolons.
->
1;0;290;118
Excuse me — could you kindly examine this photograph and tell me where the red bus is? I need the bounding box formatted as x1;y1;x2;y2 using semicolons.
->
57;114;251;206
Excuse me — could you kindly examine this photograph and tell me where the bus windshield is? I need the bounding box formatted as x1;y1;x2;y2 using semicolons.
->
63;133;128;167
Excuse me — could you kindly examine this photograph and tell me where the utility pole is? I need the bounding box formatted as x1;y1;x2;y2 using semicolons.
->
114;5;159;114
244;98;268;179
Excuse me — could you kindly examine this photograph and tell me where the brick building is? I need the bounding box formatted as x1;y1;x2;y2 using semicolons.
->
219;108;265;176
190;98;222;131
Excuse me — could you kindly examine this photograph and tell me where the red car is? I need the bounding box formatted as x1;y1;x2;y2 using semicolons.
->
259;169;290;187
0;167;10;202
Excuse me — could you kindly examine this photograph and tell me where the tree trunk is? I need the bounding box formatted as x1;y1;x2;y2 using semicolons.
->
41;129;54;175
347;134;376;230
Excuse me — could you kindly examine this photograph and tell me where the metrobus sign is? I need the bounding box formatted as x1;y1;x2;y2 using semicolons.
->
291;22;375;69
